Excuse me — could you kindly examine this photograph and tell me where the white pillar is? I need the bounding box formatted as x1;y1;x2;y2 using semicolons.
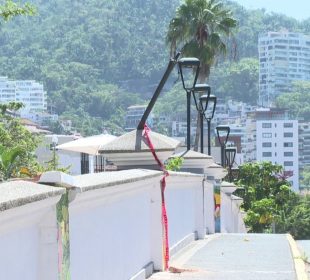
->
220;182;237;233
195;180;205;239
204;180;215;234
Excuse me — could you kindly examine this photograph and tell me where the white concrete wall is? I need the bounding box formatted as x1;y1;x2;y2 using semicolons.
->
1;170;250;280
166;174;204;252
231;195;247;233
65;171;204;280
58;170;205;280
0;181;64;280
204;180;215;234
69;180;158;280
220;185;247;234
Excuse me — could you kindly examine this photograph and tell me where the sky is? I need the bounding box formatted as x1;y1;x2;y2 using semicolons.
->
232;0;309;21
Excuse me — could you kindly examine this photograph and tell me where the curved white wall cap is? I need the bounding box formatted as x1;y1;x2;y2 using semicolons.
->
206;163;228;180
169;150;214;169
0;180;65;211
39;171;77;188
231;194;243;207
221;181;237;194
40;169;162;193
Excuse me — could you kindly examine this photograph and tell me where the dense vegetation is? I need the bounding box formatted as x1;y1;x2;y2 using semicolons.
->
0;102;41;180
0;0;310;134
275;81;310;121
236;162;310;239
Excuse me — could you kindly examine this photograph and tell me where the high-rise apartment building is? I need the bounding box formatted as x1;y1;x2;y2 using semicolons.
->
256;108;299;191
298;122;310;186
258;31;310;106
125;105;154;131
0;77;47;112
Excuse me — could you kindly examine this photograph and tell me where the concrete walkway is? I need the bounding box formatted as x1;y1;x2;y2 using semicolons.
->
149;234;301;280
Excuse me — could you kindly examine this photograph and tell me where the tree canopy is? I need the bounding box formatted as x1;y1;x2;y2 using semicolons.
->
0;103;41;180
275;81;310;121
0;0;35;22
236;161;310;239
167;0;237;80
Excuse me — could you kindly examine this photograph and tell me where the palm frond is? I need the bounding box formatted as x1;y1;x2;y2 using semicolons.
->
167;0;237;79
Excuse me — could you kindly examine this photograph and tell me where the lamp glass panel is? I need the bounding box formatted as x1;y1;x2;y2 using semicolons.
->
180;66;198;90
225;148;236;167
217;129;229;138
204;99;216;119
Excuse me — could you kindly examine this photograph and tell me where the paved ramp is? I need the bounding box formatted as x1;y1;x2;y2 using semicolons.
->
149;234;300;280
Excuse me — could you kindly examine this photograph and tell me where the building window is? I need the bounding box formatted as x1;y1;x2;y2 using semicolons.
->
284;152;293;157
81;153;89;174
284;161;294;166
262;152;272;157
262;123;272;128
284;123;293;128
94;155;106;173
262;142;272;147
284;132;293;137
262;133;272;138
284;142;293;147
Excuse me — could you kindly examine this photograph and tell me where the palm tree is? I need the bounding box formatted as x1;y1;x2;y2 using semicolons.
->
167;0;237;150
0;145;25;181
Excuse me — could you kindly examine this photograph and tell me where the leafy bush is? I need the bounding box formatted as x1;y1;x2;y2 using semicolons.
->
165;157;183;171
236;162;310;237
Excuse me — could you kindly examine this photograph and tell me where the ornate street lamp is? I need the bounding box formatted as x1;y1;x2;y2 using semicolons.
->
225;146;236;182
192;84;210;153
216;125;230;167
178;58;200;150
178;58;200;91
202;94;217;156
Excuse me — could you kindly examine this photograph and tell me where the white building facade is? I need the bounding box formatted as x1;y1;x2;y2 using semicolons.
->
258;31;310;106
256;109;299;191
125;105;154;131
0;77;47;112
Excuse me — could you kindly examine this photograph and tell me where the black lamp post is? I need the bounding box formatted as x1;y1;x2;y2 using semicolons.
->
225;146;236;182
178;58;200;150
216;125;230;167
138;52;181;130
192;84;211;153
202;94;217;156
138;54;200;136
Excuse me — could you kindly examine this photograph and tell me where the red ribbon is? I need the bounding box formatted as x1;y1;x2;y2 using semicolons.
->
143;125;170;270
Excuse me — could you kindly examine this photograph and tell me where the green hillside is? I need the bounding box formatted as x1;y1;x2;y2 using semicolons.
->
0;0;309;134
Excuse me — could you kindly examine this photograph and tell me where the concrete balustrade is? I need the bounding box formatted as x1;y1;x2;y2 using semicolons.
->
40;169;204;280
0;167;247;280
